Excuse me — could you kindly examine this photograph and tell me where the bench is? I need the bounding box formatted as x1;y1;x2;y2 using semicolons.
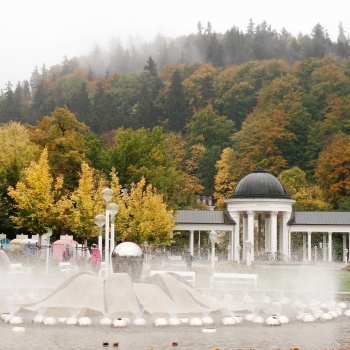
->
8;263;31;275
59;262;78;275
150;270;196;287
210;273;257;290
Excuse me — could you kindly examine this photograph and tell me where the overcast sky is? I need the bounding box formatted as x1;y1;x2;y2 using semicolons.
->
1;0;349;87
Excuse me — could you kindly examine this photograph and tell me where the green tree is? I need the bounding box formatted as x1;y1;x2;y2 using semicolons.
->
185;105;235;148
28;107;89;190
106;126;182;208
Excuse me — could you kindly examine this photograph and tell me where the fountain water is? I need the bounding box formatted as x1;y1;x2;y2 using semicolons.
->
1;244;350;350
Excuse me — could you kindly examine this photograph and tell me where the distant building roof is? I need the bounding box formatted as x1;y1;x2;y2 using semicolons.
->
175;210;235;225
288;212;350;225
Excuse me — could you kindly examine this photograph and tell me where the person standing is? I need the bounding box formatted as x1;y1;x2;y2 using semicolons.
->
91;244;101;275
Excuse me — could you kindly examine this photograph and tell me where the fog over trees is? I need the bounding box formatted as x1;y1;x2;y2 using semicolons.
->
2;20;350;240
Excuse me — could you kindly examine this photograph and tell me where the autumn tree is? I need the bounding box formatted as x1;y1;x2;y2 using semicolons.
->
278;167;331;211
8;148;64;244
111;176;174;246
183;63;217;110
214;147;241;209
0;122;39;237
232;108;295;175
314;134;350;206
66;162;107;248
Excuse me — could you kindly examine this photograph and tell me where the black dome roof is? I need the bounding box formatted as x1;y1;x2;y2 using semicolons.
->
232;167;289;199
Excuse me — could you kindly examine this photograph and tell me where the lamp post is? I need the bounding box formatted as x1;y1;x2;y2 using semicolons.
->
209;230;217;269
143;242;149;265
102;188;114;276
245;240;252;266
344;248;348;265
109;203;119;273
237;245;242;264
94;214;106;255
45;229;53;274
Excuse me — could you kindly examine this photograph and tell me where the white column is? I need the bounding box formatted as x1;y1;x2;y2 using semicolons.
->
189;230;194;256
343;233;348;263
230;211;240;262
307;231;312;261
270;211;278;259
302;233;307;261
105;208;110;275
281;212;291;258
247;211;255;260
243;214;248;260
328;232;333;262
323;233;327;261
198;231;201;258
229;229;234;261
265;214;271;253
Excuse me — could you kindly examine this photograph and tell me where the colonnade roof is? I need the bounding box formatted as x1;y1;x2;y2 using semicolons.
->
288;211;350;225
175;210;235;225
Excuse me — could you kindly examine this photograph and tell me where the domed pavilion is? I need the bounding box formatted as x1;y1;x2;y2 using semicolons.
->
174;166;350;264
224;166;295;262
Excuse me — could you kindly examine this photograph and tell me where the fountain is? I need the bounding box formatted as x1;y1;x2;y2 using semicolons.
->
1;243;350;350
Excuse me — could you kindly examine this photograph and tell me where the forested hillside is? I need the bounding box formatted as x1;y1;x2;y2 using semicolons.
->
1;21;350;238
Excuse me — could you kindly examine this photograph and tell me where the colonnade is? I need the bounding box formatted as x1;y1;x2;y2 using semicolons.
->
300;231;350;262
228;210;293;262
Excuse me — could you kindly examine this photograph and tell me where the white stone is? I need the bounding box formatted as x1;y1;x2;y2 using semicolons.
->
202;316;214;325
320;312;333;320
78;317;93;326
277;315;289;324
112;318;128;327
32;315;45;324
99;317;112;326
43;317;57;325
221;316;237;326
168;317;182;326
132;317;147;326
11;327;26;333
265;315;281;326
337;302;348;310
244;313;256;321
251;315;264;324
301;313;316;323
189;317;203;326
154;317;168;326
66;317;78;325
9;316;23;325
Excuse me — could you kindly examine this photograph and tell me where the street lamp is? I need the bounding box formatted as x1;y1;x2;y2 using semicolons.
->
102;188;114;276
143;242;149;265
109;203;119;272
245;240;252;266
94;214;106;254
237;245;242;264
44;229;53;274
209;230;217;269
